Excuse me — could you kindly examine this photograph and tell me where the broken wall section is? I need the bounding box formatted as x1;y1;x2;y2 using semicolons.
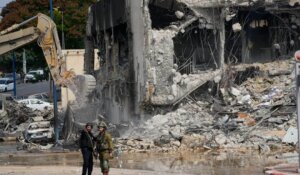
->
178;0;300;8
145;0;225;105
85;0;146;124
177;0;253;8
173;8;223;74
225;4;300;64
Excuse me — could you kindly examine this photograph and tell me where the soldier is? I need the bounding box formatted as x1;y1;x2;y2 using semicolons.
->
79;123;94;175
95;121;113;175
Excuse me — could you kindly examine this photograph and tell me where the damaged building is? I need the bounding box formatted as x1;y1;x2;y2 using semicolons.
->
225;2;300;63
83;0;300;124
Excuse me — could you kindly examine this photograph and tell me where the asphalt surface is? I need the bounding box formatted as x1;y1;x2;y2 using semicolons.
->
0;81;51;97
0;166;192;175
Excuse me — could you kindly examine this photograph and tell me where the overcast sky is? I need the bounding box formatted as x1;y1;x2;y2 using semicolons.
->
0;0;13;14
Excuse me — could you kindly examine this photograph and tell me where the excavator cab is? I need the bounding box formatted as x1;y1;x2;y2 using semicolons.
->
0;13;96;106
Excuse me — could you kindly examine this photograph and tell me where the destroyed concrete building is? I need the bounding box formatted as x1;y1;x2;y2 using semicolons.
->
84;0;300;124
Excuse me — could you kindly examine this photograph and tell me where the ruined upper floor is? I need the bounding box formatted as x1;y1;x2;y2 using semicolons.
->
84;0;300;123
177;0;300;7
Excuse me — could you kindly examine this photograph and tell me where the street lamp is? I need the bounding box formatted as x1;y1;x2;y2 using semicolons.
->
12;52;16;97
49;0;59;144
59;6;65;49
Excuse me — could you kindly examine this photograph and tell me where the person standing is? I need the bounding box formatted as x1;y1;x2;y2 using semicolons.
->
95;121;113;175
80;123;95;175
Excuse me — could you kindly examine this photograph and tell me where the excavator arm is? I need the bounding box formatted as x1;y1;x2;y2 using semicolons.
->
0;13;96;106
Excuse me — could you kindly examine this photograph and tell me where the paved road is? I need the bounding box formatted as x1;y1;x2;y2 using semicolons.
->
0;81;51;97
0;166;193;175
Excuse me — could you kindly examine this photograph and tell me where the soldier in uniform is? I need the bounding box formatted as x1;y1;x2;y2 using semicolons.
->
95;121;113;175
79;123;95;175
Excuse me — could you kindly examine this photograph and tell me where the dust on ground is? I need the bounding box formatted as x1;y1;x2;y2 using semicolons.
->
0;166;193;175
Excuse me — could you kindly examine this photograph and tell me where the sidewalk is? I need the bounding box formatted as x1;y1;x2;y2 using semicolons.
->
0;166;194;175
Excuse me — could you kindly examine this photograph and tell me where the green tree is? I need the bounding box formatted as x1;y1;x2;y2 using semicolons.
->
0;0;96;72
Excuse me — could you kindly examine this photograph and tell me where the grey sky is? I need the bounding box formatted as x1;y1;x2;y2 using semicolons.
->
0;0;13;13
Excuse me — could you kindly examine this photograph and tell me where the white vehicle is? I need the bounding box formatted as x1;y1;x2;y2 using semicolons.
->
28;93;50;102
30;69;44;75
24;121;54;143
0;78;14;92
24;70;45;83
4;73;21;84
18;99;52;111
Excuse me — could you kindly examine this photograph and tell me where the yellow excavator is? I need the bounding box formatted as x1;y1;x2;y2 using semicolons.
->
0;13;96;105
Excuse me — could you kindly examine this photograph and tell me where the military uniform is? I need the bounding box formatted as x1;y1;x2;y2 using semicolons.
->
95;130;113;174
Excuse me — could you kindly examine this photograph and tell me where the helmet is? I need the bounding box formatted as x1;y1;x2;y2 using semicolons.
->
98;121;107;129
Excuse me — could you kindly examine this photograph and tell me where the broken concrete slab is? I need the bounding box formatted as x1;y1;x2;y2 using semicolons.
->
151;70;222;105
232;23;242;32
81;0;299;153
115;58;297;152
282;127;298;145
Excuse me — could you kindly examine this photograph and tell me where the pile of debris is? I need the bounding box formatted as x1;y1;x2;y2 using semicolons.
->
117;59;297;153
0;100;54;150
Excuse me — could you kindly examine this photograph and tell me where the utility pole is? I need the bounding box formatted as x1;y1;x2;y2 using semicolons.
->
295;50;300;172
12;52;16;97
49;0;59;144
22;49;26;74
61;7;65;50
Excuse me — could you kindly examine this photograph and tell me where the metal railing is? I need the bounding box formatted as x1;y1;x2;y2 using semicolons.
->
178;58;193;75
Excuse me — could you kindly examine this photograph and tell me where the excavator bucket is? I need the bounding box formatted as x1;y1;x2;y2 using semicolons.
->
62;76;99;142
0;13;97;105
74;75;96;95
66;74;96;106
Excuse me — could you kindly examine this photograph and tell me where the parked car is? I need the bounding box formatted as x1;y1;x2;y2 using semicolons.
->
24;70;48;83
4;73;21;84
0;78;14;92
17;99;52;111
28;93;50;102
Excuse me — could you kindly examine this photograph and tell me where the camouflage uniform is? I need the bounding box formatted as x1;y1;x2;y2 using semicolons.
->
95;123;113;174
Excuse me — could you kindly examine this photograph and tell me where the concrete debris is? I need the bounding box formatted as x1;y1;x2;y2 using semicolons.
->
0;100;54;150
282;127;298;145
274;43;280;50
289;0;300;6
232;23;242;32
82;0;300;155
23;121;54;143
117;59;296;152
17;138;54;151
175;11;185;19
230;87;241;96
226;14;236;21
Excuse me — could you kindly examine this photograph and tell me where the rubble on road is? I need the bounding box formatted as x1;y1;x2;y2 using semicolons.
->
0;100;54;150
118;59;297;153
0;59;296;154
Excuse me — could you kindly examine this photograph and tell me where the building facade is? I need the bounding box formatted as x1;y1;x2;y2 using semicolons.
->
84;0;300;124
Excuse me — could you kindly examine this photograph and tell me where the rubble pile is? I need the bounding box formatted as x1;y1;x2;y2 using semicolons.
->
118;59;297;152
223;60;294;111
0;101;54;137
